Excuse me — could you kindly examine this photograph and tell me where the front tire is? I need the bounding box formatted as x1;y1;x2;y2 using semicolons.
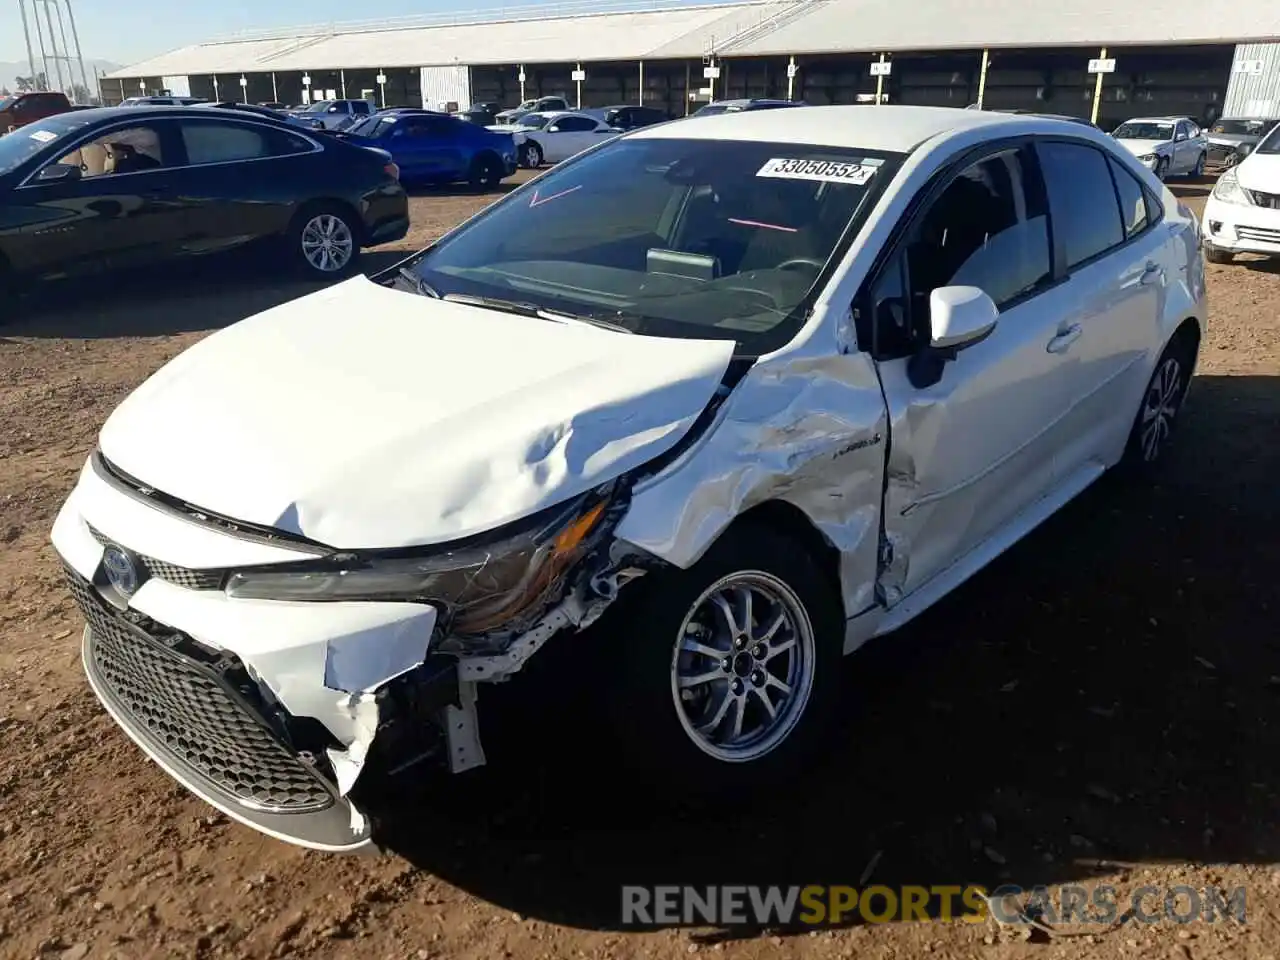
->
522;141;543;168
289;204;360;279
1192;151;1206;178
1205;244;1234;265
600;524;844;802
1154;156;1170;181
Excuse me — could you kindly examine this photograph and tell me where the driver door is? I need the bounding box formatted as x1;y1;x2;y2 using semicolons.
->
542;115;601;163
12;120;188;277
1173;121;1197;173
865;143;1077;604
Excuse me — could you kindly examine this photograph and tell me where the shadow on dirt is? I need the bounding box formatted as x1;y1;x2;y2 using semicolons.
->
378;372;1280;938
2;249;409;339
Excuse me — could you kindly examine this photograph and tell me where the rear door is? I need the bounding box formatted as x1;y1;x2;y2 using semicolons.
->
1033;140;1167;472
167;117;320;252
392;116;464;179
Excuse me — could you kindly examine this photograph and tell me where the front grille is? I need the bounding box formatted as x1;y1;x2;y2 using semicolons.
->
1237;226;1280;245
67;568;334;813
86;524;224;591
1248;190;1280;210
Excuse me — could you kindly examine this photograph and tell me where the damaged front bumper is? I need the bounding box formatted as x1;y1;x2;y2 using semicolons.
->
50;465;508;853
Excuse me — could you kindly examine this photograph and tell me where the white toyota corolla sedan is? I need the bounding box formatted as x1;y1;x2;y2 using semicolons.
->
51;106;1207;853
1203;121;1280;264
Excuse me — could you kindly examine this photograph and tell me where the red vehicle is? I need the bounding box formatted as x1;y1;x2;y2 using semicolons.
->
1;91;72;134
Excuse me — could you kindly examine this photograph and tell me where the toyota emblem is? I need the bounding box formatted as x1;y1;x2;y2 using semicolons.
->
102;544;142;596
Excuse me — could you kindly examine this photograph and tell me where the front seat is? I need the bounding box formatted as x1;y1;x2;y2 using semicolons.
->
104;142;160;175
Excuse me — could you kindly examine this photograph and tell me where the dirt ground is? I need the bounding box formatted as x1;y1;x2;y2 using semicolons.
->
2;172;1280;960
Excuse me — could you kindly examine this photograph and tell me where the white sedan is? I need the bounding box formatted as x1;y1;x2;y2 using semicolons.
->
488;109;616;167
1203;122;1280;263
1112;116;1209;180
52;106;1205;853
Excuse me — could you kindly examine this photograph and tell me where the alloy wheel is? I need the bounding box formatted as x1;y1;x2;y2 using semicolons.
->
300;214;354;273
670;571;816;763
1140;355;1184;461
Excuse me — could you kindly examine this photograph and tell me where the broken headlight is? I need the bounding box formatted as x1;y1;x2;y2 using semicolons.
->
225;495;609;636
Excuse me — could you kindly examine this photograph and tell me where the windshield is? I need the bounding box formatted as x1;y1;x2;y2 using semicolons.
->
404;137;900;356
1211;118;1275;136
0;96;14;112
694;103;732;116
517;113;550;129
304;100;334;113
1113;121;1174;141
1257;125;1280;155
0;114;87;175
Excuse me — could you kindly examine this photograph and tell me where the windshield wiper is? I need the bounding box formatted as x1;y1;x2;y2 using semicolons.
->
397;267;440;298
442;293;636;334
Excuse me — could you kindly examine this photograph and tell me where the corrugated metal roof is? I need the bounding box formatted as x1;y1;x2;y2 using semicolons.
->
107;0;1280;80
723;0;1280;56
105;1;785;78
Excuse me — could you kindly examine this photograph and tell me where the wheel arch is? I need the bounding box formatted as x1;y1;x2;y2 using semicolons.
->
289;198;365;244
710;500;847;619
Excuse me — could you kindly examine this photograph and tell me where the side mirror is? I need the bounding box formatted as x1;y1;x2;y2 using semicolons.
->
1175;131;1188;142
930;286;998;349
907;286;998;389
35;163;81;183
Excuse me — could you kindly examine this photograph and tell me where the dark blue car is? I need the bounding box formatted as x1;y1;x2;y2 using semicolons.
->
338;111;519;188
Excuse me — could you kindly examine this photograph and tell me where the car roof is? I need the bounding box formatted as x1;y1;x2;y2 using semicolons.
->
30;105;309;128
633;104;1043;152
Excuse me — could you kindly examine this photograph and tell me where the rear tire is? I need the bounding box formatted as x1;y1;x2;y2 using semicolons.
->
1121;330;1197;472
595;524;844;808
287;203;361;279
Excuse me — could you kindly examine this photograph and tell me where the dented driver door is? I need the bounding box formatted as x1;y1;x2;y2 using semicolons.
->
866;144;1075;609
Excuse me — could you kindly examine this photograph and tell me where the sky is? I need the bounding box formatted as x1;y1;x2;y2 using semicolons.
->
1;0;604;68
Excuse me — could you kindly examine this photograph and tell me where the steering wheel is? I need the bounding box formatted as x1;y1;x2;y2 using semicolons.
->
776;257;825;273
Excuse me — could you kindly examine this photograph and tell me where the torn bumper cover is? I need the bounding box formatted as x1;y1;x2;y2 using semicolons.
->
50;461;634;853
50;480;488;853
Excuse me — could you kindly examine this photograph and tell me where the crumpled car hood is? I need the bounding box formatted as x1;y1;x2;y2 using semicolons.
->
98;276;734;549
1116;138;1171;156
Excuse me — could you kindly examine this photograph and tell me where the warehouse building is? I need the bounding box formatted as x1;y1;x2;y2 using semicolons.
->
102;0;1280;129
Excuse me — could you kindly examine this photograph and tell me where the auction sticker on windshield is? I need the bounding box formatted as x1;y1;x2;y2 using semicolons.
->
757;157;882;185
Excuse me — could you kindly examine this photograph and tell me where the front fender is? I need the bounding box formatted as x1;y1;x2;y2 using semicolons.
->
614;347;889;623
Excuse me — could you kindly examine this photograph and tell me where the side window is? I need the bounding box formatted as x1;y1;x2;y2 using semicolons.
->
55;125;168;178
260;126;313;156
353;101;372;115
906;149;1050;310
552;116;596;132
180;121;269;164
1107;156;1149;238
1037;141;1125;269
866;147;1051;358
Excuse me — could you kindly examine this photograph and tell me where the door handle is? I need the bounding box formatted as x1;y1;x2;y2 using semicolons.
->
1046;324;1082;354
1140;261;1163;285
